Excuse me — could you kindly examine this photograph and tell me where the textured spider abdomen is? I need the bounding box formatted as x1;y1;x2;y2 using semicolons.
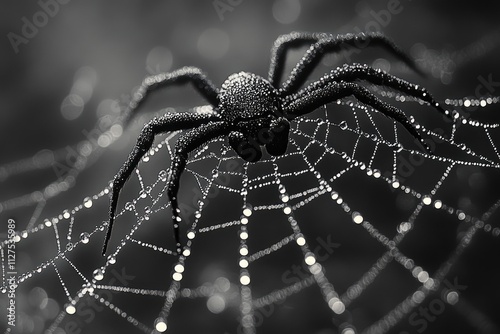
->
218;72;280;125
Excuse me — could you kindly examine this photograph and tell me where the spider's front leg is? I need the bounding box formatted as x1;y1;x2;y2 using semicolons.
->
102;112;219;256
168;122;229;254
122;67;220;126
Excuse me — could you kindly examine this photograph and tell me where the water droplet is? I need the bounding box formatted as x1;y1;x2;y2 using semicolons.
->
80;233;90;244
422;195;432;205
446;290;459;305
352;212;363;224
108;256;116;264
242;204;253;217
66;304;76;314
83;197;93;208
212;169;219;178
174;263;185;273
66;243;74;251
305;253;316;265
239;245;248;256
154;318;168;332
296;236;306;246
159;170;168;182
240;274;250;285
125;202;135;211
328;297;345;314
239;258;249;268
339;121;348;130
93;268;104;281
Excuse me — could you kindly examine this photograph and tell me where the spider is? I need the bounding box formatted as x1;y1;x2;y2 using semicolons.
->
101;32;450;256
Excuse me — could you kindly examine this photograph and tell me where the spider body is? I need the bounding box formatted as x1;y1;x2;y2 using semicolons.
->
219;72;280;123
102;32;451;256
218;72;288;161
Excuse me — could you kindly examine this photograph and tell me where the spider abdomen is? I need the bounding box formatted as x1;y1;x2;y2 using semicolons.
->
219;72;280;124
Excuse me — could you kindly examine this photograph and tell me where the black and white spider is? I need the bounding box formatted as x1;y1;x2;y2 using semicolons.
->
101;32;450;256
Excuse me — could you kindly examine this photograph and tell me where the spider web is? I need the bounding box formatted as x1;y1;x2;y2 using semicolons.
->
2;57;500;334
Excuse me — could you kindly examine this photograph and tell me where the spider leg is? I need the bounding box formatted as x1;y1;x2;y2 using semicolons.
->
278;32;424;95
299;63;451;118
268;32;331;87
229;131;263;162
122;66;219;125
265;117;290;156
102;112;219;256
282;81;432;152
168;122;230;254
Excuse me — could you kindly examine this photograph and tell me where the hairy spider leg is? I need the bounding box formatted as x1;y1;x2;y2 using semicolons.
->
102;112;219;256
282;81;432;152
168;122;230;254
275;32;425;95
268;32;330;87
265;117;290;156
122;66;220;126
298;63;452;119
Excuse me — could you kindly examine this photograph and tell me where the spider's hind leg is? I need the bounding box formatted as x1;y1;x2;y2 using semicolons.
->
311;64;451;119
284;81;432;153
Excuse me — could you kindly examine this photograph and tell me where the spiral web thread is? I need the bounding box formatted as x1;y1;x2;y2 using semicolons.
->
1;77;500;333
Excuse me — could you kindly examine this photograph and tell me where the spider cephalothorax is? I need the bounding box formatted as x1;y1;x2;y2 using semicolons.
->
102;32;451;256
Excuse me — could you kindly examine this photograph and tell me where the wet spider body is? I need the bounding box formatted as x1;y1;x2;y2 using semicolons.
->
219;72;288;162
102;32;450;256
